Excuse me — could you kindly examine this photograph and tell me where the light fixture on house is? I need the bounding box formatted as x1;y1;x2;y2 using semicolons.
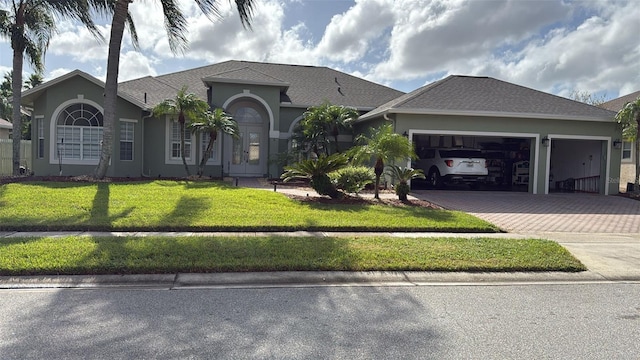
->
541;136;550;147
613;139;622;149
402;131;408;138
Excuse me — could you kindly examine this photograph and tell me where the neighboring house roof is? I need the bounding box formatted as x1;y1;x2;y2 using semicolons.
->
119;60;404;110
600;90;640;112
20;69;148;110
360;75;617;122
0;118;12;129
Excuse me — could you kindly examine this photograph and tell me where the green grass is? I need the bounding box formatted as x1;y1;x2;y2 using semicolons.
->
0;236;586;275
0;181;498;232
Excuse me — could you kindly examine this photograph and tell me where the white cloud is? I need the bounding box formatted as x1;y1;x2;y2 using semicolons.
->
46;68;75;81
49;24;110;62
117;51;159;81
458;1;640;98
315;0;395;63
371;0;570;81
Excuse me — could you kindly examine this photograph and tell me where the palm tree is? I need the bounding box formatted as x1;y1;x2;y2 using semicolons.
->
0;70;12;120
300;104;330;157
349;124;416;199
616;96;640;193
386;165;425;201
152;86;210;177
23;71;43;89
299;102;359;156
94;0;255;179
190;107;239;177
1;0;102;175
325;104;358;153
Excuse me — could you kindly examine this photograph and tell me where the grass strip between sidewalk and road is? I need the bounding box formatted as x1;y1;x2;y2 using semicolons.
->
0;236;586;275
0;181;498;232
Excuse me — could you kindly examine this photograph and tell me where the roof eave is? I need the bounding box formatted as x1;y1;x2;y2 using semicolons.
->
380;108;615;122
202;77;290;91
20;69;149;110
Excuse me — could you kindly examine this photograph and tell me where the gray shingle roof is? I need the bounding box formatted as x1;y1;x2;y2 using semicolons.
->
360;75;617;122
203;67;290;88
119;60;404;110
600;90;640;112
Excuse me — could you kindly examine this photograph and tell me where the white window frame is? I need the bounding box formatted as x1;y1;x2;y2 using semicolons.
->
36;116;44;159
200;131;222;165
48;97;104;165
622;141;633;163
165;117;195;165
120;119;136;161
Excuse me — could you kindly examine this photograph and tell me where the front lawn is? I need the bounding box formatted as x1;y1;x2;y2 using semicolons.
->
0;180;498;232
0;235;586;275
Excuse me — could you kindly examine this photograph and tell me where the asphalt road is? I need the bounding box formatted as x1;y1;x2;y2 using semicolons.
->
1;283;639;359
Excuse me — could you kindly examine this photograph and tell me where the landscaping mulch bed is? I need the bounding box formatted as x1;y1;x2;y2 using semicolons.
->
285;192;443;209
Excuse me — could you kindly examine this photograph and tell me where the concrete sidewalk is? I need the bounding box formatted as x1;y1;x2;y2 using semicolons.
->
1;230;639;289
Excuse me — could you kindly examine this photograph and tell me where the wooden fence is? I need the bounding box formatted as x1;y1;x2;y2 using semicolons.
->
0;139;32;175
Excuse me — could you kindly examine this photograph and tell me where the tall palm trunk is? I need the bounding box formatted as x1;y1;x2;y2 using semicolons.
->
198;130;217;177
10;3;26;176
374;157;384;199
179;113;190;176
331;125;340;154
95;0;131;179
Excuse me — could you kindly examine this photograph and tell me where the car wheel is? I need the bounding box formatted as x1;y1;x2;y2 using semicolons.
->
428;168;442;188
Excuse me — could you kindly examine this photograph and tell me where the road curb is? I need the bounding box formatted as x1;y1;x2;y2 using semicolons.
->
2;270;633;290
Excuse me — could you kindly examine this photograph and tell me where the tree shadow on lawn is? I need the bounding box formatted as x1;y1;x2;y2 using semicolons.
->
43;235;359;275
89;183;135;228
159;195;211;229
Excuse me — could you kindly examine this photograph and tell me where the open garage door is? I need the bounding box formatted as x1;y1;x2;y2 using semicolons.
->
411;133;535;192
549;139;605;194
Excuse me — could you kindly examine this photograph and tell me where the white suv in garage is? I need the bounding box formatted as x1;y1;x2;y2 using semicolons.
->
414;148;488;187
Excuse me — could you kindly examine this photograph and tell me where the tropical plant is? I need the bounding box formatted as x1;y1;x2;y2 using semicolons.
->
152;86;210;177
23;71;43;89
298;102;359;156
281;153;349;199
615;96;640;193
330;166;374;195
0;0;101;175
299;104;330;157
386;165;425;201
325;104;358;153
190;107;239;177
94;0;256;179
0;70;12;120
349;124;417;199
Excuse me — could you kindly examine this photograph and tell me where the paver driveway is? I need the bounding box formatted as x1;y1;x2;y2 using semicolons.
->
413;191;640;233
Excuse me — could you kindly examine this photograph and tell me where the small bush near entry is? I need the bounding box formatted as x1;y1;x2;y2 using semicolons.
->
330;166;375;194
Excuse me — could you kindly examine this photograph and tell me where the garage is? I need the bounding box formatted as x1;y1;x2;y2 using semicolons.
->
410;133;534;191
547;137;609;194
355;75;622;195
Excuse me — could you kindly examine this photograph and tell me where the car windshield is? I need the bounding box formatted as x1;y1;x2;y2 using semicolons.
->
439;150;483;158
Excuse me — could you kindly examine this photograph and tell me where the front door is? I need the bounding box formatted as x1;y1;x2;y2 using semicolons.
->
228;125;264;176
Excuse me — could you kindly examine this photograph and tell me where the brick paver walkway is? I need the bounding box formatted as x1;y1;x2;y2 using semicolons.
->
413;191;640;233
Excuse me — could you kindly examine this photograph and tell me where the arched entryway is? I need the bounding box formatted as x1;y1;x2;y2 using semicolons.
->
223;99;269;176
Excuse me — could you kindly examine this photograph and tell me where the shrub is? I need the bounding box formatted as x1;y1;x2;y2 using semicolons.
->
281;153;348;199
330;166;375;195
386;165;425;201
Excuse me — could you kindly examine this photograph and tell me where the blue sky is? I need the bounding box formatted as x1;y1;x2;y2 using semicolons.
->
1;0;638;100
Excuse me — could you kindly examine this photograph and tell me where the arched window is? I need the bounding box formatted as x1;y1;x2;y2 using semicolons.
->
56;103;103;160
234;107;262;124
